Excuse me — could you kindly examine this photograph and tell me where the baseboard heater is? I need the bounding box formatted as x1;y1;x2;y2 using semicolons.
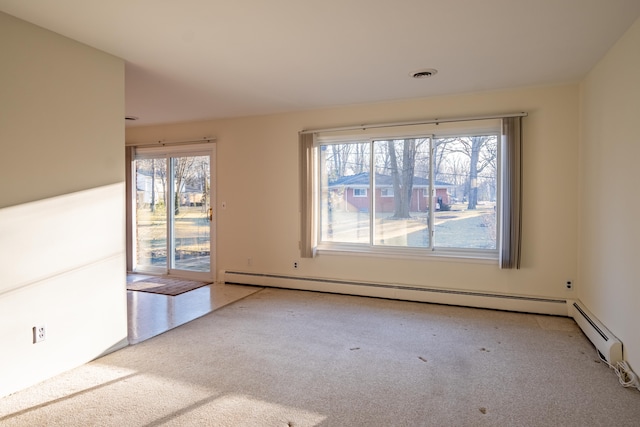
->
570;300;622;364
222;271;568;316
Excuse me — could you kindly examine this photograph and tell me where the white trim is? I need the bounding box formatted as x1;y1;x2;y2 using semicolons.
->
316;130;500;257
315;127;500;145
315;243;498;262
428;135;435;248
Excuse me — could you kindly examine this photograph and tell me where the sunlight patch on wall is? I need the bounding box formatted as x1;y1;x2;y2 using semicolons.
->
0;183;125;296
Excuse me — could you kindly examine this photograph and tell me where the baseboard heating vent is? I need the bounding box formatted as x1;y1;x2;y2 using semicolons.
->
570;300;622;365
223;271;568;316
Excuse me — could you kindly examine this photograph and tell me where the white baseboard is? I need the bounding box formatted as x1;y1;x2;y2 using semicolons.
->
222;270;568;316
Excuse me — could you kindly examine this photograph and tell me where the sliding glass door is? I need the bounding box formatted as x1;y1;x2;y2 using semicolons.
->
133;144;215;279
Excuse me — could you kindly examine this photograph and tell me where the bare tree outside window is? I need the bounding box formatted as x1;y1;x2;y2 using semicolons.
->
385;139;417;219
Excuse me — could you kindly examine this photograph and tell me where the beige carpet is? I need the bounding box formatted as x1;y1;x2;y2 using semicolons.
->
2;288;639;426
126;276;211;296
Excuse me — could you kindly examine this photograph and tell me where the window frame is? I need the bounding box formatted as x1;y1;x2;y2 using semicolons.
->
128;143;217;280
380;188;394;197
313;126;501;261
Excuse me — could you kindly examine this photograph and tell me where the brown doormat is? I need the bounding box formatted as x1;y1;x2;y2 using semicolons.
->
127;276;212;296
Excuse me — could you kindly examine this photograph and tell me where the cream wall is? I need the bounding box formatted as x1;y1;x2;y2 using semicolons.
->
127;85;580;307
579;17;640;372
0;13;127;397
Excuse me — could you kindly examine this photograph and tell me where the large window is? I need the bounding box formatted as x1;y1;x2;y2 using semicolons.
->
300;116;523;266
318;131;498;255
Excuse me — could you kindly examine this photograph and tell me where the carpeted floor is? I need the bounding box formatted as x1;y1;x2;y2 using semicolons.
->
1;288;639;426
126;276;212;296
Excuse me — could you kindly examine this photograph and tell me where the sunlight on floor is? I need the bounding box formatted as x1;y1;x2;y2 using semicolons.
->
165;393;327;426
0;364;137;418
1;362;326;426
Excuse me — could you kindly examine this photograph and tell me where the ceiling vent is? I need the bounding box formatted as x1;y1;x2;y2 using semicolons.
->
410;68;438;79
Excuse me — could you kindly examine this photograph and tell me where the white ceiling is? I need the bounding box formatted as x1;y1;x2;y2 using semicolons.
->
2;1;640;127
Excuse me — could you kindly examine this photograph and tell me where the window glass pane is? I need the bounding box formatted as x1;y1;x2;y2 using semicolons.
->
135;158;168;269
433;136;497;249
171;155;211;272
319;142;370;243
373;138;431;247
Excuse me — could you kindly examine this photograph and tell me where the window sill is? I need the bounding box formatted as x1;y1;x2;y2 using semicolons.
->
315;243;498;264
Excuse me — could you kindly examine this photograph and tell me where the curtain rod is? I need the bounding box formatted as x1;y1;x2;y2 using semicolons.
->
125;137;216;148
299;112;527;135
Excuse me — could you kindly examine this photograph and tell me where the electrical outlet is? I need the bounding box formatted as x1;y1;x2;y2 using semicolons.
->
33;325;46;343
565;280;573;290
293;261;299;269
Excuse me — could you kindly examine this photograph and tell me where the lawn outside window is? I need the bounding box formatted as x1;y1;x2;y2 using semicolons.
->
314;120;501;259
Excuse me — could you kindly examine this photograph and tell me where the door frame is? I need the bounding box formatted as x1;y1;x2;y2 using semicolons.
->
125;143;216;282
